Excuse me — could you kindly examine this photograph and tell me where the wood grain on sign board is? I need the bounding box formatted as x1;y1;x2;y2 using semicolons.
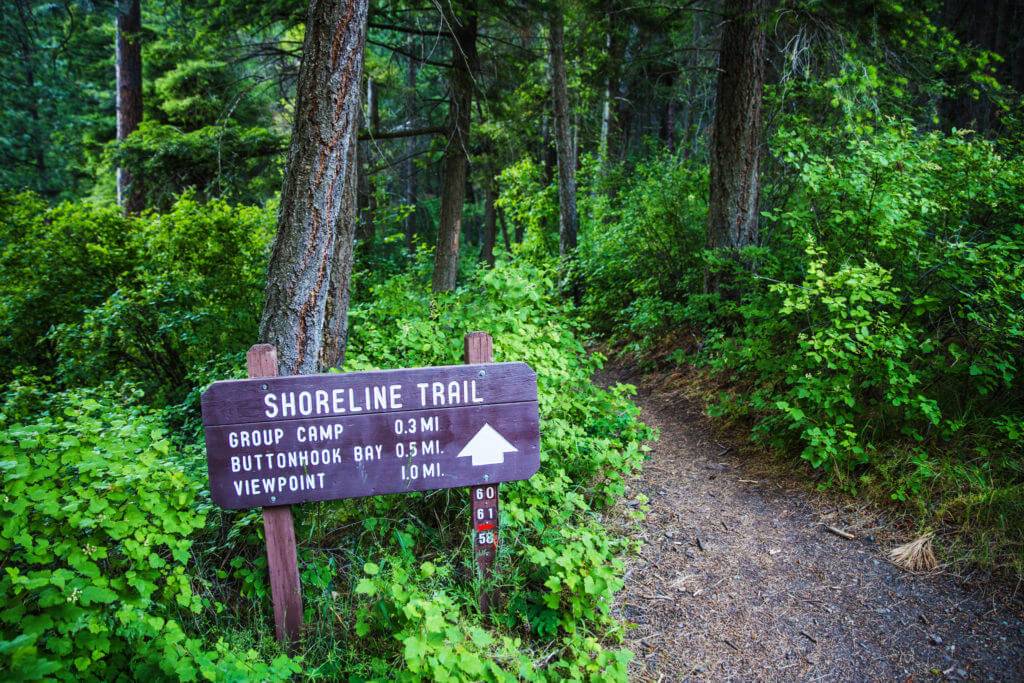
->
200;362;536;427
202;354;541;510
465;331;499;613
203;401;540;508
246;344;303;646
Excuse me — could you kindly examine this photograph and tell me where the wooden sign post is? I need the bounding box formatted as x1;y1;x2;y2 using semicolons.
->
464;332;498;612
202;333;540;643
245;345;303;646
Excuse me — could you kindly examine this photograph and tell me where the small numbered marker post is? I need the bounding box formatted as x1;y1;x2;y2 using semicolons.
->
464;332;498;612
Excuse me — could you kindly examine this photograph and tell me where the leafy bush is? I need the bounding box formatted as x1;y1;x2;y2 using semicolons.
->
580;115;1024;572
0;193;274;404
496;158;558;260
1;238;652;679
110;122;284;210
577;154;707;344
0;193;135;381
202;253;652;680
0;386;299;681
154;60;263;130
718;122;1024;477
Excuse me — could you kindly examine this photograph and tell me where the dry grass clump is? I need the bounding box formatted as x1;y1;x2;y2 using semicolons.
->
888;532;938;572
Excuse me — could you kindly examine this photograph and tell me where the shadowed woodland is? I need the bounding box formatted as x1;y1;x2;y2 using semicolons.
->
1;0;1022;679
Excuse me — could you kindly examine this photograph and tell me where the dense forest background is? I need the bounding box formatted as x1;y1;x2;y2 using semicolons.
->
1;0;1022;679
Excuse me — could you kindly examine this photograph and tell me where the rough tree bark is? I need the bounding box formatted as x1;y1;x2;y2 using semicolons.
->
705;0;766;289
115;0;144;215
259;0;369;375
615;40;634;163
356;77;377;248
661;73;677;153
320;140;358;370
481;183;497;266
432;0;478;292
548;6;578;258
598;30;613;165
404;42;418;252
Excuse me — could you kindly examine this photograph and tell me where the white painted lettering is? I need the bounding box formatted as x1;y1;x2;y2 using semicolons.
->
264;393;278;418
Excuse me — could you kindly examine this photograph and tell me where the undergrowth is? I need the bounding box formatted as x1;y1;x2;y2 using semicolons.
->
0;197;654;681
576;119;1024;579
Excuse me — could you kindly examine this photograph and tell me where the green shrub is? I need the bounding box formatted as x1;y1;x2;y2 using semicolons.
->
712;242;942;480
0;387;299;681
580;115;1024;572
110;122;284;210
496;158;559;260
718;122;1024;477
577;154;707;341
1;193;273;403
0;193;135;381
207;253;652;680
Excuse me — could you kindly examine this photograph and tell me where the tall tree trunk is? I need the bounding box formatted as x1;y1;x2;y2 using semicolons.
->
705;0;766;290
259;0;369;375
598;30;613;165
356;77;377;248
13;1;44;187
498;206;511;251
115;0;144;215
548;7;578;258
481;183;497;266
541;115;555;185
320;141;359;370
432;1;478;292
661;73;677;153
404;43;418;252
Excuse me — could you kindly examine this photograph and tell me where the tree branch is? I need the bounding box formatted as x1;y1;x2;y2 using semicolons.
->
369;21;441;37
359;125;447;141
366;38;452;68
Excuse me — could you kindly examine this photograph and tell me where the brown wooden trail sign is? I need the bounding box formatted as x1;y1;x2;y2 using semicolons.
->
202;333;539;643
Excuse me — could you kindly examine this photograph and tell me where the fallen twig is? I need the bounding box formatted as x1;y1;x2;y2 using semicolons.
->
799;629;817;644
824;525;855;540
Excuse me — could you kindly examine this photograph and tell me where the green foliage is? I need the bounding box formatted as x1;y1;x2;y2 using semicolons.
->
110;122;285;210
54;195;275;403
0;193;273;404
581;113;1024;572
1;218;653;679
577;154;707;349
496;158;558;259
0;194;135;380
720;244;941;478
0;386;300;681
256;254;652;679
154;60;268;131
0;2;112;200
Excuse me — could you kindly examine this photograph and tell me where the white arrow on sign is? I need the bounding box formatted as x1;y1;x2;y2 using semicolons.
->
457;423;518;466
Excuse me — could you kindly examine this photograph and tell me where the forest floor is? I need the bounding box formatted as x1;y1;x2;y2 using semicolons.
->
598;364;1024;682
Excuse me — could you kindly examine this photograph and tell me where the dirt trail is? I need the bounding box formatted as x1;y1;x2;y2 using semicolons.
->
601;366;1024;682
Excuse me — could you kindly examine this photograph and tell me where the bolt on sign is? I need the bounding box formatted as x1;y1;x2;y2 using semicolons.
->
200;333;539;643
202;362;540;507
